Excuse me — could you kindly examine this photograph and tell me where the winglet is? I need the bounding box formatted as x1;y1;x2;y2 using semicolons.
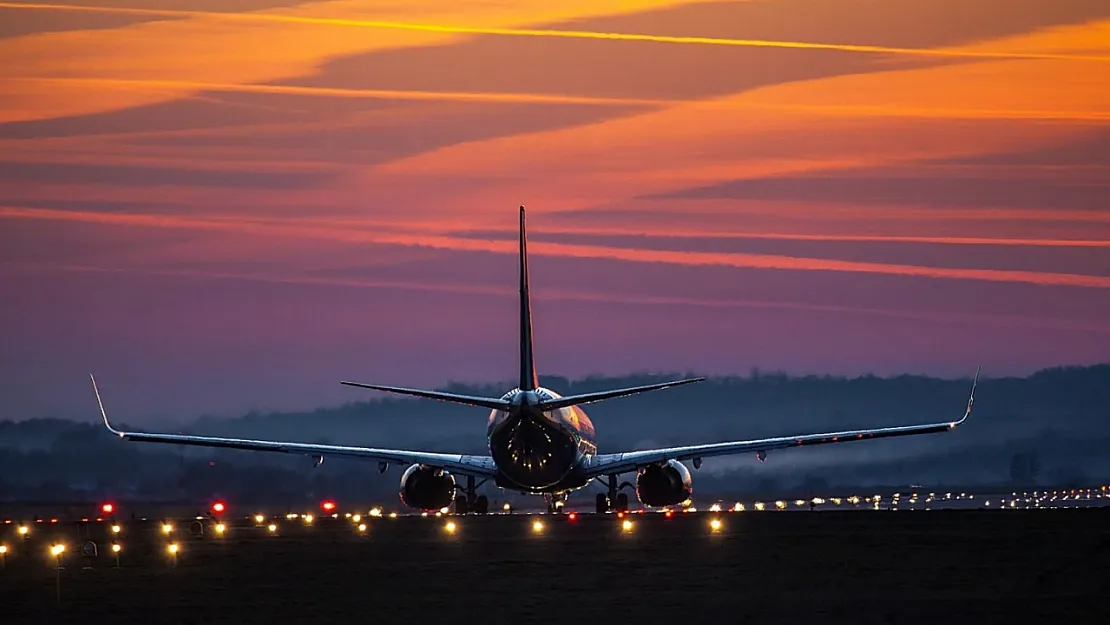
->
951;365;980;428
90;373;123;437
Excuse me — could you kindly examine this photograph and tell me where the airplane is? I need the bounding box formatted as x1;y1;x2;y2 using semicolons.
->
91;205;978;515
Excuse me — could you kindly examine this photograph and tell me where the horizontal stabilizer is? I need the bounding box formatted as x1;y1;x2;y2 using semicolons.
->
536;377;705;411
340;381;511;411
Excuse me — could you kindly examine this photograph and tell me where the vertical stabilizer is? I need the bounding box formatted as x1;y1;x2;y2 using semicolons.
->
519;205;539;391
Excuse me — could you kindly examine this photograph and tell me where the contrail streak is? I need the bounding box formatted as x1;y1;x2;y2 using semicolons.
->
2;2;1108;63
6;77;668;108
7;261;1110;335
3;206;1109;289
448;224;1110;248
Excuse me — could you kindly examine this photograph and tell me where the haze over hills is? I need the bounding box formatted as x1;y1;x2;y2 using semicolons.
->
1;365;1107;505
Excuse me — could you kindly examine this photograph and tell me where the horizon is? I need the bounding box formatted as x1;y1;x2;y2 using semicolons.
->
13;362;1103;426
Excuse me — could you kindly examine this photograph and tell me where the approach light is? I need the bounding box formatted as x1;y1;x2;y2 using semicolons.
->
503;503;512;512
710;518;723;532
267;523;277;533
211;501;226;514
357;523;367;533
167;543;179;554
444;521;457;534
161;523;173;534
50;544;65;556
254;514;265;524
17;526;29;536
439;507;450;515
215;523;226;534
621;519;633;532
111;543;121;553
532;520;544;533
321;500;337;512
303;514;314;524
389;512;398;519
111;524;121;534
369;508;382;517
352;514;362;523
0;545;7;554
101;503;114;514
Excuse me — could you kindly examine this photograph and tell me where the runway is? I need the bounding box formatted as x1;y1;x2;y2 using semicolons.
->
1;502;1108;624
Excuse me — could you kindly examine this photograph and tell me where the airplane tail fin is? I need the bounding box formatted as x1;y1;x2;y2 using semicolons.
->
518;205;538;392
535;377;705;411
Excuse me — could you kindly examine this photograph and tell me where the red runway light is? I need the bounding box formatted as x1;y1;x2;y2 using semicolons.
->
211;501;226;514
101;503;114;514
321;500;337;512
568;513;577;521
664;510;673;518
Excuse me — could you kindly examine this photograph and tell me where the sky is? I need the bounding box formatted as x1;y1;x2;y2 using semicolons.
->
1;0;1109;423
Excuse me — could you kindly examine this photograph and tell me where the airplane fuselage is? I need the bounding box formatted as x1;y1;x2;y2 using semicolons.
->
487;387;597;493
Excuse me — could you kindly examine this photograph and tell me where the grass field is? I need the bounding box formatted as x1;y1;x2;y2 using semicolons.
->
1;510;1107;624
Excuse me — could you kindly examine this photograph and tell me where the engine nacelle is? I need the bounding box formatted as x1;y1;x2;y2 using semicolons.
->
635;459;693;507
399;464;456;510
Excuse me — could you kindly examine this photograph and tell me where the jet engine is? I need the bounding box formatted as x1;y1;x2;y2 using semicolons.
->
635;459;693;507
399;464;456;510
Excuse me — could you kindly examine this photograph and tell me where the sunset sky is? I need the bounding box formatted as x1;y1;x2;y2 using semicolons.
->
1;0;1108;423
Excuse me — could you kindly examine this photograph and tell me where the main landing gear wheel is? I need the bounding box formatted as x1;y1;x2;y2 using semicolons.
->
456;475;489;514
598;474;633;513
545;493;568;514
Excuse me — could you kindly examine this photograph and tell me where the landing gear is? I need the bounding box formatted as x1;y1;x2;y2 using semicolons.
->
595;474;633;513
545;493;568;514
455;475;490;514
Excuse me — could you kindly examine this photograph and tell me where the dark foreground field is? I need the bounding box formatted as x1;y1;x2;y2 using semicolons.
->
1;510;1107;624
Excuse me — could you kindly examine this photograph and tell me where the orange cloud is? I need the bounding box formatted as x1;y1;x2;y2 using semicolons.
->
4;2;1108;63
0;0;716;122
368;20;1110;212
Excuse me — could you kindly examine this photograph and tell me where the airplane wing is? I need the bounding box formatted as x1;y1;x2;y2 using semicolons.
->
90;374;498;478
585;367;979;478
